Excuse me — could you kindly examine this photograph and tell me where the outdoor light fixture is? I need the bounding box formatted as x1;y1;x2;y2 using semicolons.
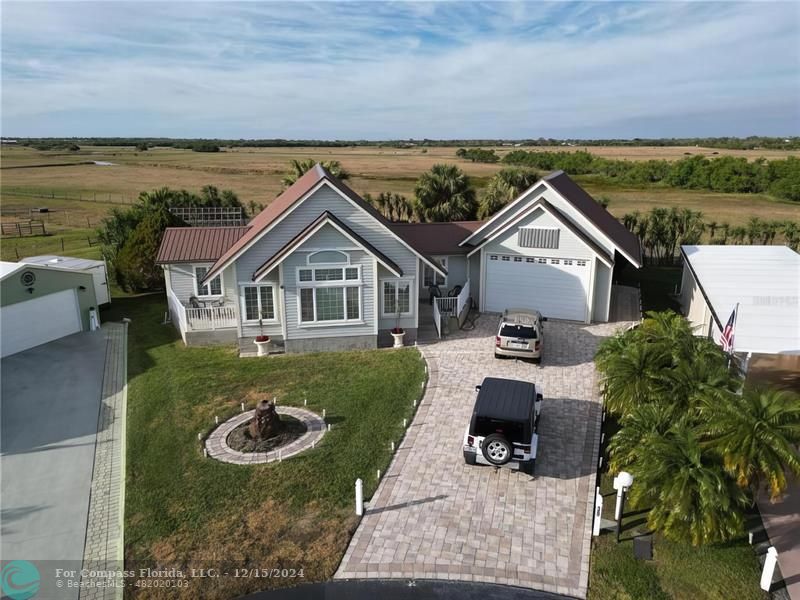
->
79;285;87;291
26;287;34;294
613;471;634;543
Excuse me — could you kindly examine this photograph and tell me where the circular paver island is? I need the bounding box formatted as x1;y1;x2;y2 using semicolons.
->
205;406;326;465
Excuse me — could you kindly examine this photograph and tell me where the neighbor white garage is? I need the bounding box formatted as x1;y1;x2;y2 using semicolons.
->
484;254;590;321
1;289;82;358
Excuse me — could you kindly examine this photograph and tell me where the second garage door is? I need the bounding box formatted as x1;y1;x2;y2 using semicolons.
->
484;254;590;321
1;289;82;357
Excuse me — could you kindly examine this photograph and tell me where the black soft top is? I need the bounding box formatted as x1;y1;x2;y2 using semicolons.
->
473;377;537;423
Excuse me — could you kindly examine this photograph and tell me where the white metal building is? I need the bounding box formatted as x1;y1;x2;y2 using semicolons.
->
22;255;110;306
680;245;800;355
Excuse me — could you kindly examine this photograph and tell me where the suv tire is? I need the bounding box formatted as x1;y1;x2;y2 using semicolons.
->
482;433;512;465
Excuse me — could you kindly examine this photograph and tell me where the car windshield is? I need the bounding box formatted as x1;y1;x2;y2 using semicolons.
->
500;324;537;339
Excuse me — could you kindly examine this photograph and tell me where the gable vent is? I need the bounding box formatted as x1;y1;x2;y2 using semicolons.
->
519;227;560;249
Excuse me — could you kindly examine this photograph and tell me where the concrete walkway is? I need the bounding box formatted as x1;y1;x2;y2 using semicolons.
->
759;477;800;599
336;314;626;598
79;322;128;600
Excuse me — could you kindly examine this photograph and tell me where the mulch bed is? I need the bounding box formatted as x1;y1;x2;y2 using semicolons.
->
226;414;307;453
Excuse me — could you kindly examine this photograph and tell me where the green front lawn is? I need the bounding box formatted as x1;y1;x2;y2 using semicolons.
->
104;295;425;599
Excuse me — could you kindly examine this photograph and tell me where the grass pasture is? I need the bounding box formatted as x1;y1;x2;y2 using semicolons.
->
103;294;425;599
2;144;798;266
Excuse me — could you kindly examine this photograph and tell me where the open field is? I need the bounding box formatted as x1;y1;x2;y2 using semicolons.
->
2;146;798;259
103;294;425;599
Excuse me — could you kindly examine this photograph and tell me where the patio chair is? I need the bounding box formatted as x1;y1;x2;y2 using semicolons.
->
188;295;203;309
447;285;462;298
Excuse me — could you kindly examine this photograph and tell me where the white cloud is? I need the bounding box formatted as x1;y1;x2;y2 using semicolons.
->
1;1;798;137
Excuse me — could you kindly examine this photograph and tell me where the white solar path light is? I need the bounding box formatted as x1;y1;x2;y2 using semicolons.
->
613;471;634;543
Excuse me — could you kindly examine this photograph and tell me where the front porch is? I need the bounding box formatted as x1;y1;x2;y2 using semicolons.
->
167;288;238;341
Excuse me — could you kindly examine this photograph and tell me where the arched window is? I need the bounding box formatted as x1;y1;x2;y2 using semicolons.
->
308;250;349;265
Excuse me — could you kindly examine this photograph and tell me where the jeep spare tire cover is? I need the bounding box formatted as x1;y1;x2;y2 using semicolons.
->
482;433;512;465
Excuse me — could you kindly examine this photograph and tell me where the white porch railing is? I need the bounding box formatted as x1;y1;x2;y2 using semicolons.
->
435;279;471;316
167;287;187;334
432;296;442;339
167;288;237;332
186;305;237;330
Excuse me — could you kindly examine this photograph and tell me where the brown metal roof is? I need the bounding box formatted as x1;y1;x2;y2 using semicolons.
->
253;211;403;280
543;170;642;266
155;226;250;264
389;221;484;255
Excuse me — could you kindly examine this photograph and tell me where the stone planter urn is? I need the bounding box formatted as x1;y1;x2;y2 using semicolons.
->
390;328;405;348
254;335;271;357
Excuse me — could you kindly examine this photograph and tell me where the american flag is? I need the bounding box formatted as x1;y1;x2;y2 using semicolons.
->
720;305;737;353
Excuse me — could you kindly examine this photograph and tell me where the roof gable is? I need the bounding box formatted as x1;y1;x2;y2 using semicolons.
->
202;164;446;283
252;212;403;280
461;171;641;267
156;226;250;264
466;199;613;266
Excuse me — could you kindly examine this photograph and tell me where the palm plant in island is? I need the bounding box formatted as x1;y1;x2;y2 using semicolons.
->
701;387;800;500
596;309;800;545
413;164;477;222
628;423;748;546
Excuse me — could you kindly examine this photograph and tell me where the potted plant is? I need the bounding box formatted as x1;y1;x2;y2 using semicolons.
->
390;311;405;348
253;319;271;356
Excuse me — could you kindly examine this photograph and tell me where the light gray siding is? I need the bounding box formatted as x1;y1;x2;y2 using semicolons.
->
469;184;547;242
484;207;594;260
416;254;468;298
592;259;612;322
237;185;419;284
168;263;198;302
283;247;375;340
468;254;481;306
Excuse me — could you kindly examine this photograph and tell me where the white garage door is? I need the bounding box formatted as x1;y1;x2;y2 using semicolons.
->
484;254;591;321
1;289;82;358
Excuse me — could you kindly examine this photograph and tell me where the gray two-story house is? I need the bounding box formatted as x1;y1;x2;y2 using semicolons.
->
156;165;641;352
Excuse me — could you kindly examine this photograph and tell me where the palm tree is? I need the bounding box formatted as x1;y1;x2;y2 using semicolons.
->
745;217;763;245
413;164;477;222
596;337;671;416
281;159;350;188
707;221;718;239
608;403;675;472
477;168;538;219
701;387;800;500
783;221;800;251
628;423;747;546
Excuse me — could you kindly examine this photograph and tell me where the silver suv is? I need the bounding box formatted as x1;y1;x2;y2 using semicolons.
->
494;308;545;362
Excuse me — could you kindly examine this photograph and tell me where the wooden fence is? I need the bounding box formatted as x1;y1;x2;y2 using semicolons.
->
1;220;46;237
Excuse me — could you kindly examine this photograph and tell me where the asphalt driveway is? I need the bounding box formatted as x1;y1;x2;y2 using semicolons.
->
1;330;108;590
336;313;626;598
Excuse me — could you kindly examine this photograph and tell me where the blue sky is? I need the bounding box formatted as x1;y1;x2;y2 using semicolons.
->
2;1;798;139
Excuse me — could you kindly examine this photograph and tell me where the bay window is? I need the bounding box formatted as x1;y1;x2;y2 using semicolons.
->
382;279;412;317
241;285;275;322
194;265;222;297
297;264;362;324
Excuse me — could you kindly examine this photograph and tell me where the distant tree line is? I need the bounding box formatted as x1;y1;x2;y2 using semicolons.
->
13;136;800;150
455;147;499;163
503;150;800;202
623;209;800;261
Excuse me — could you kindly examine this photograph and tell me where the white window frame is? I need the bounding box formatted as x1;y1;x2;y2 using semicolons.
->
381;278;414;318
296;258;363;327
239;284;278;323
423;256;447;288
307;250;350;265
193;264;223;298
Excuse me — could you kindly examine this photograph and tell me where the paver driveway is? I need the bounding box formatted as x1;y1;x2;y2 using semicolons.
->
336;314;626;598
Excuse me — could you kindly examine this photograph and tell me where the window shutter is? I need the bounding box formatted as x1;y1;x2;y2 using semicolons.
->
519;227;560;249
